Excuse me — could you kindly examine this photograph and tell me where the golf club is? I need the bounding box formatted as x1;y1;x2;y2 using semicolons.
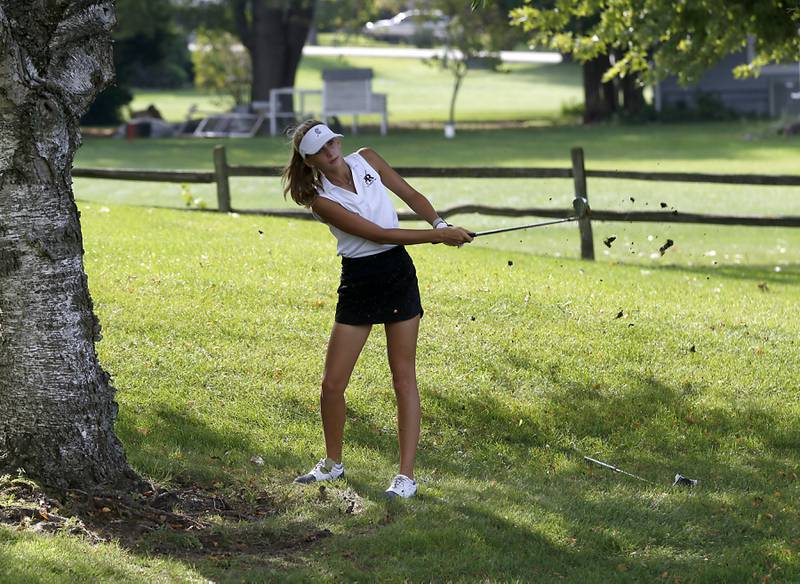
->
584;455;699;488
583;456;653;484
469;197;591;238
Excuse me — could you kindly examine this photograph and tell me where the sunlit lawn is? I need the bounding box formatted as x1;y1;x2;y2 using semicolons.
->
4;48;799;581
130;55;582;124
3;202;798;582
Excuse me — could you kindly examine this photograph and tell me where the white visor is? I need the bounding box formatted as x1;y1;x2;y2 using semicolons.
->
298;124;343;158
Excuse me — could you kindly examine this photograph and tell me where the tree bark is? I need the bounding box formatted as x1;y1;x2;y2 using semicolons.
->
0;1;134;488
232;1;314;112
621;72;645;116
448;63;467;127
582;53;616;123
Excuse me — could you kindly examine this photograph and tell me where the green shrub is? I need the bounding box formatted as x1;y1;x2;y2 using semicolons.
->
81;85;134;126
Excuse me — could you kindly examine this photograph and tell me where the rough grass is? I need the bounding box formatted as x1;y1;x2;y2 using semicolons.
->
2;202;798;582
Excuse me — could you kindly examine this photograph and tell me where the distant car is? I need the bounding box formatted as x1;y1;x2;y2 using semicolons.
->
363;10;450;43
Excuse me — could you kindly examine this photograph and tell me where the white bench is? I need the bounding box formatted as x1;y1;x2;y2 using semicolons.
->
321;68;388;135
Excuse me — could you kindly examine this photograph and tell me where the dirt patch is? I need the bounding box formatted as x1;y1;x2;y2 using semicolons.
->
0;474;328;560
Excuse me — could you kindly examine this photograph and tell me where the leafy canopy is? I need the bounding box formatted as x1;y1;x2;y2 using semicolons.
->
191;29;252;105
509;0;800;84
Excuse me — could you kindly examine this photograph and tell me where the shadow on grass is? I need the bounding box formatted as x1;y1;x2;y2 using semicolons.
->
292;360;799;581
100;350;799;581
117;403;303;484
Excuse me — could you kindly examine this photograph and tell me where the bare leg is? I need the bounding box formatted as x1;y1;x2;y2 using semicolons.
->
320;322;371;463
385;315;421;479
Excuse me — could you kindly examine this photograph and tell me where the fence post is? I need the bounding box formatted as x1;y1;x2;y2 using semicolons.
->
571;147;595;261
214;145;231;213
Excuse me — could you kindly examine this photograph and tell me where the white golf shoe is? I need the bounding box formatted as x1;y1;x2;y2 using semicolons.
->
294;457;345;484
384;474;417;499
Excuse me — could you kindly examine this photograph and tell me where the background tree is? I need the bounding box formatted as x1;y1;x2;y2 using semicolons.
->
192;28;252;106
175;1;317;115
84;0;193;125
510;0;800;120
0;1;134;488
477;0;643;122
428;0;527;133
231;0;316;105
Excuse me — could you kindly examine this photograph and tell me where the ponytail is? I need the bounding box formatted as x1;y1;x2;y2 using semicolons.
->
282;119;324;207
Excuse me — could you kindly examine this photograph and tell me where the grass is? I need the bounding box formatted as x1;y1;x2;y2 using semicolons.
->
2;200;799;582
129;56;582;124
77;121;798;173
73;123;800;269
7;59;800;580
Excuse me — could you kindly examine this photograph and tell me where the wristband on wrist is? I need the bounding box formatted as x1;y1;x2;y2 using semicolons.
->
432;217;450;229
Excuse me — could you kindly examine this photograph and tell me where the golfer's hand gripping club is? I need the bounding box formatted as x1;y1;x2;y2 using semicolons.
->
438;225;474;246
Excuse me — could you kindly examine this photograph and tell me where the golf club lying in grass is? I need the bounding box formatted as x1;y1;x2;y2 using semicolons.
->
470;197;591;238
583;456;699;488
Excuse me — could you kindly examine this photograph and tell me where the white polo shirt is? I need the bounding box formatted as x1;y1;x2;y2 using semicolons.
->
314;151;399;258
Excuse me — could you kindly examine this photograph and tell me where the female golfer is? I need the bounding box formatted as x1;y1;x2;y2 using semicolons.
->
283;120;472;498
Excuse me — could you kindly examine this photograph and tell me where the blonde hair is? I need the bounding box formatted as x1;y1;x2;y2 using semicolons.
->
282;119;324;207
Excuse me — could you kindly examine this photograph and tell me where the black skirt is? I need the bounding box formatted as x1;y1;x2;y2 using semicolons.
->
335;245;424;325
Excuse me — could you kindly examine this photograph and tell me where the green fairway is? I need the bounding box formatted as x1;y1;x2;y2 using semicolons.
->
130;57;582;125
82;119;798;175
2;203;798;582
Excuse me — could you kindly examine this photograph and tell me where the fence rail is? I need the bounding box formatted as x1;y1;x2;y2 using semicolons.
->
72;145;800;260
584;169;800;186
72;168;215;183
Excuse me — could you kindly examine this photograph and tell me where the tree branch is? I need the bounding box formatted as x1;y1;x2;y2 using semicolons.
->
232;0;254;52
44;1;115;114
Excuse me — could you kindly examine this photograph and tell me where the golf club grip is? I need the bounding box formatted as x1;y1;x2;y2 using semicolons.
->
432;230;478;244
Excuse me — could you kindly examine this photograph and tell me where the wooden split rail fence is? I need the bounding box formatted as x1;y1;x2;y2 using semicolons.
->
73;145;800;260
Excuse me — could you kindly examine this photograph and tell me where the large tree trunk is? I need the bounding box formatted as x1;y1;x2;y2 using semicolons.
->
621;72;645;116
582;54;617;123
0;1;133;488
233;0;314;113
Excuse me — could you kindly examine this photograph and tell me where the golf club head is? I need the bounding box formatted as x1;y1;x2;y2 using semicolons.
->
672;474;699;488
573;196;590;218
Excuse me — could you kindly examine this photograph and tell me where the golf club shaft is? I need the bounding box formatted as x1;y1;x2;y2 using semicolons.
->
472;216;579;238
583;456;653;483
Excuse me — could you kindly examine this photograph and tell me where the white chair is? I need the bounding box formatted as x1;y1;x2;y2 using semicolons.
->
321;68;388;135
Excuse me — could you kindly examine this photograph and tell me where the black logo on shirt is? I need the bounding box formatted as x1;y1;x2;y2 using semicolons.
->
363;173;376;185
